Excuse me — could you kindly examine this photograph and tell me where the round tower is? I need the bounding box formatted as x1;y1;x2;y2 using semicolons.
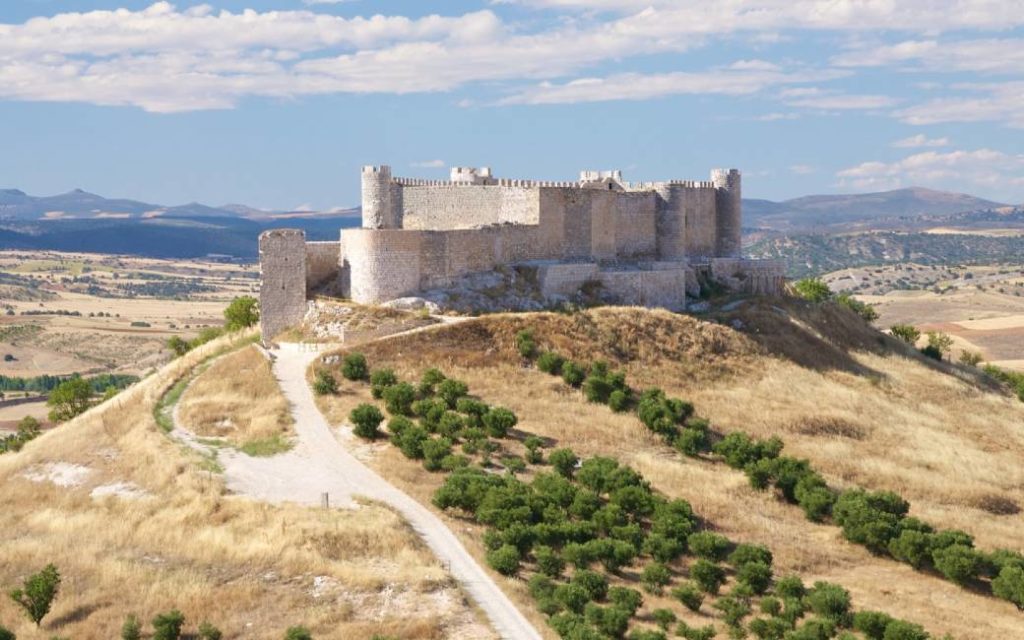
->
711;168;742;258
361;165;393;229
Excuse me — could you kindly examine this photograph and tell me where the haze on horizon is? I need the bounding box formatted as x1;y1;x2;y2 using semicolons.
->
0;0;1022;211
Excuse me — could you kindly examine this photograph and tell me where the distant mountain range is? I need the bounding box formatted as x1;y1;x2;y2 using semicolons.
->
1;185;1020;259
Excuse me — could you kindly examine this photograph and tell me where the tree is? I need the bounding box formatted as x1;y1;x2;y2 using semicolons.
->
549;448;579;478
889;324;920;345
167;335;191;357
9;563;61;627
487;545;521;575
198;621;223;640
223;296;259;331
793;278;832;303
47;377;93;422
312;370;338;396
926;331;954;358
958;350;983;367
341;353;369;381
992;564;1024;608
350;404;384;439
121;614;142;640
152;610;185;640
284;627;313;640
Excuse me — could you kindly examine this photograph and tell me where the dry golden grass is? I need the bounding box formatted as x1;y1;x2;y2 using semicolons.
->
0;332;494;640
178;345;293;451
315;303;1024;640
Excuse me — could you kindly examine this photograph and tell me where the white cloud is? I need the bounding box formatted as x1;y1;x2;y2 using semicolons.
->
754;112;800;121
892;134;950;148
303;0;357;5
790;164;815;174
896;82;1024;129
836;148;1024;192
782;89;900;110
832;38;1024;74
411;159;446;168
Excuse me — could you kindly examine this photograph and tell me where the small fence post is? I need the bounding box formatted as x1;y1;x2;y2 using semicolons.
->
321;492;330;509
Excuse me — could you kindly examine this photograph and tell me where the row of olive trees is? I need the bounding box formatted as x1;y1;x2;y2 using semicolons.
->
1;564;319;640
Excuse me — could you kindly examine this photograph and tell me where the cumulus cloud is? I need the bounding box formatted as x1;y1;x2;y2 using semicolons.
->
892;134;950;148
896;82;1024;129
836;148;1024;191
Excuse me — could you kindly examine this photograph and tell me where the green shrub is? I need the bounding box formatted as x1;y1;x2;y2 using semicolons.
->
561;361;587;387
729;544;773;568
572;570;609;600
608;389;630;412
643;533;685;563
787;618;836;640
931;544;984;585
341;352;369;381
437;411;464;438
805;581;851;625
0;625;14;640
554;583;591;613
586;603;631;638
483;407;517;438
369;369;398;398
437;378;469;408
455;398;489;426
881;620;928;640
152;610;185;640
672;582;704;612
417;368;446;396
888;529;932;569
641;562;672;594
793;278;832;303
608;586;643;616
759;597;782;617
486;544;521;576
320;365;355;399
534;545;565;577
549;448;579;478
736;561;773;594
284;627;313;640
920;344;943;360
836;293;878;322
349;404;384;439
652;608;677;630
528;574;556;600
748;616;790;640
9;563;61;627
627;630;667;640
198;621;223;640
690;559;726;594
832;489;909;553
537;351;565;374
422;437;453;472
675;622;717;640
889;324;920;344
852;611;894;640
773;574;806;599
382;382;416;416
713;596;752;628
525;435;544;463
674;427;711;456
713;432;783;469
688;531;732;561
121;614;142;640
992;564;1024;608
394;424;429;459
515;329;537;359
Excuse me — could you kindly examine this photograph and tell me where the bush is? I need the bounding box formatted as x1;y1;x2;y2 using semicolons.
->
958;350;984;367
881;620;928;640
0;626;13;640
774;575;806;599
437;378;469;408
674;427;710;456
889;324;920;345
483;407;517;438
284;627;313;640
418;367;446;396
607;389;631;412
749;617;790;640
561;361;587;387
486;544;521;576
586;603;631;638
9;563;61;627
835;293;878;322
554;583;591;613
688;532;732;561
198;621;223;640
675;622;717;640
793;278;832;303
736;561;773;594
549;448;579;478
349;404;384;439
572;570;609;600
641;562;672;594
713;432;782;470
422;437;453;472
341;352;369;380
121;614;142;640
167;335;191;357
369;369;398;398
312;370;338;395
394;424;429;459
713;596;752;628
537;351;565;374
852;611;894;640
805;581;850;625
672;582;704;612
690;559;726;594
888;529;932;569
152;610;185;640
931;544;984;585
652;608;677;631
382;382;416;416
643;533;684;563
437;411;464;438
992;564;1024;608
47;377;93;422
608;586;643;616
515;329;537;359
534;545;565;577
920;344;943;361
224;295;259;330
729;544;773;568
832;489;908;553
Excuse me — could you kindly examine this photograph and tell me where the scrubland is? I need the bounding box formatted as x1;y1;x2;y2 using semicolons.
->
314;302;1024;640
0;331;491;639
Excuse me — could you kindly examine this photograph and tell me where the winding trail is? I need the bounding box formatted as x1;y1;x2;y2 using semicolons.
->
174;341;543;640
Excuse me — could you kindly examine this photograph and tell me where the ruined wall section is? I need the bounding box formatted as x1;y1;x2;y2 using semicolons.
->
305;241;341;294
259;229;307;341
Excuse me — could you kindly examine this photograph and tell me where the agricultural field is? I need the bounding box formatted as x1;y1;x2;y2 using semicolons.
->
823;263;1024;371
0;250;258;379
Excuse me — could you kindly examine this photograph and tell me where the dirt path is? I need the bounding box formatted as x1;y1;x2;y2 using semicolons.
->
174;340;543;640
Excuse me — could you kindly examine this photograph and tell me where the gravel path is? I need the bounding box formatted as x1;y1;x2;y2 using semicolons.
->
173;340;543;640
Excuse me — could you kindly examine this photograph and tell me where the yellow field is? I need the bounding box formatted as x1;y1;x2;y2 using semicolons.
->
313;304;1024;640
0;332;492;639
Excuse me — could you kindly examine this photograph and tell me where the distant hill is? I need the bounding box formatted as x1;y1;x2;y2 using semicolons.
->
744;187;1009;231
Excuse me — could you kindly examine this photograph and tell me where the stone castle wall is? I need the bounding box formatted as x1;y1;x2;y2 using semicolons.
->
259;229;307;340
305;241;341;293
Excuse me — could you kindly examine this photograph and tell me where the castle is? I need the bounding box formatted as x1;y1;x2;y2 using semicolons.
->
259;165;785;338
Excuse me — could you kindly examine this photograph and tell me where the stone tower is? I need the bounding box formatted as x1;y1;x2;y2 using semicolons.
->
361;165;395;229
258;229;307;341
712;168;742;258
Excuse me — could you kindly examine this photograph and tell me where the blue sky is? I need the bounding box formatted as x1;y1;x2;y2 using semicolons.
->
1;1;1022;211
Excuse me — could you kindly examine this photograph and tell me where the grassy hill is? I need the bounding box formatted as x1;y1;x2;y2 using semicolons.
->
311;302;1024;640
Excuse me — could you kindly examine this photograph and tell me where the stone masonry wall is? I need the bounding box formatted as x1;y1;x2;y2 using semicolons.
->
400;185;540;230
259;229;307;341
614;192;658;259
682;186;718;259
305;241;341;293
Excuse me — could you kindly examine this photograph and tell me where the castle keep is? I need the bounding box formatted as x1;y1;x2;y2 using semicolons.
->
259;165;784;338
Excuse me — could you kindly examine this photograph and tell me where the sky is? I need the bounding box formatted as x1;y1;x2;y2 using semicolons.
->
0;1;1023;211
